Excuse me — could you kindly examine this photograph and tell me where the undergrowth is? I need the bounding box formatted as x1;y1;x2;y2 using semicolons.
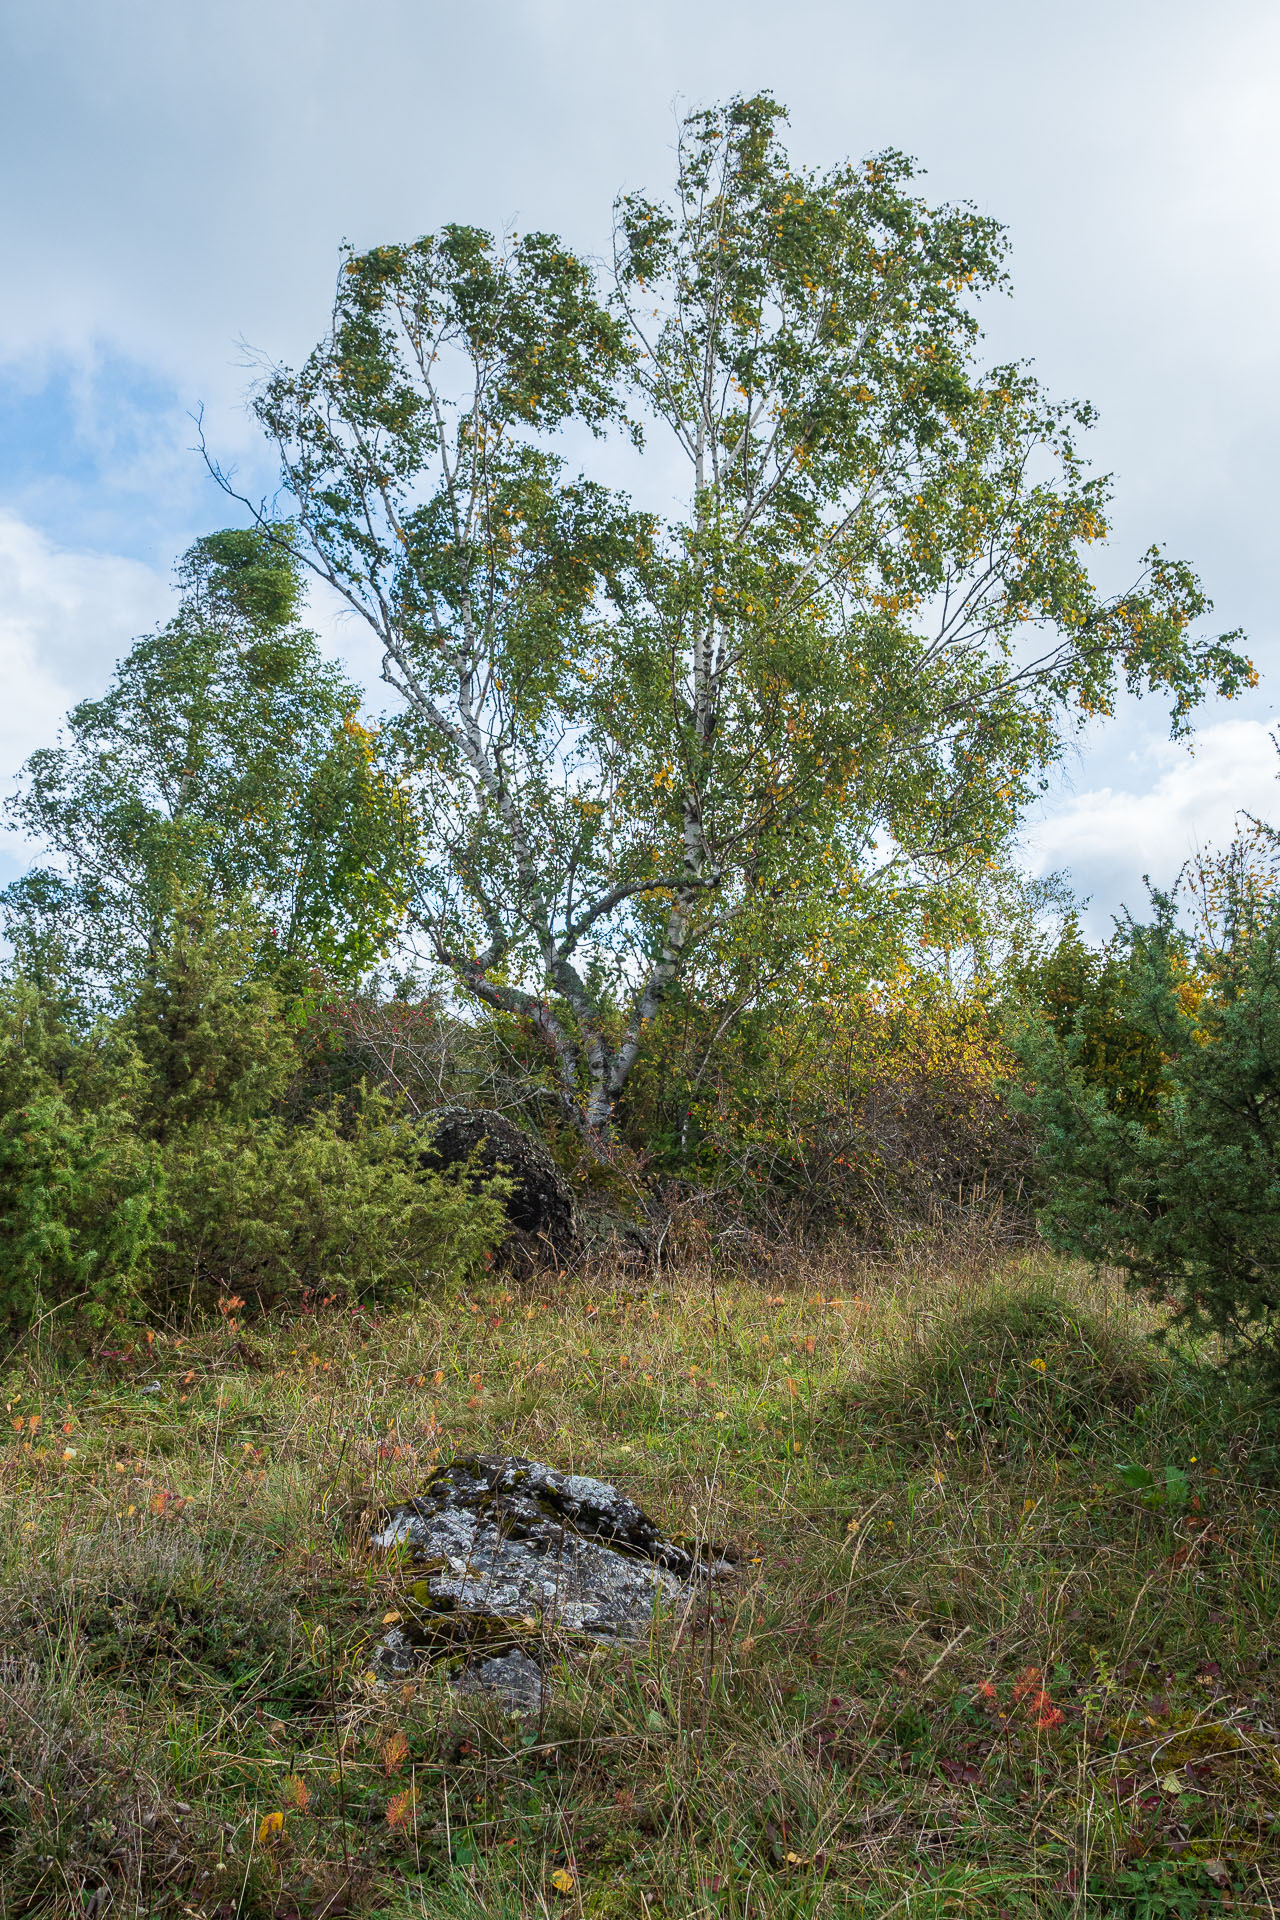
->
1;1243;1277;1917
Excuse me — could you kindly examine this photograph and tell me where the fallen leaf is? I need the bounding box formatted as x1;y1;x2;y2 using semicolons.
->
939;1758;983;1785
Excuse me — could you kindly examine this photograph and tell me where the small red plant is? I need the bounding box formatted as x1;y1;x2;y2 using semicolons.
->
977;1667;1066;1732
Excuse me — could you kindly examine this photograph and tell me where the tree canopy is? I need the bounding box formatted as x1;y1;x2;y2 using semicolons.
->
233;93;1252;1143
3;526;414;994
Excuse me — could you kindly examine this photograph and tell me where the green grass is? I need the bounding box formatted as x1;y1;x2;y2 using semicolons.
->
2;1242;1278;1917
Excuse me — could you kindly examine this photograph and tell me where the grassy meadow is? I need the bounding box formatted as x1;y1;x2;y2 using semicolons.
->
2;1243;1278;1919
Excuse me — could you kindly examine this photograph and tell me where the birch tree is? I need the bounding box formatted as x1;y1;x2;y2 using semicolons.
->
4;527;411;994
242;95;1252;1147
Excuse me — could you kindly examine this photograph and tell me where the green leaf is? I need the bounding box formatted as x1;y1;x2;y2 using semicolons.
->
1163;1464;1190;1507
1115;1462;1156;1493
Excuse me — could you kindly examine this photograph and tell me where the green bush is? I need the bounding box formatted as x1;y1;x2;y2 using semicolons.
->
0;1089;159;1329
152;1096;507;1316
0;925;508;1333
1014;880;1280;1381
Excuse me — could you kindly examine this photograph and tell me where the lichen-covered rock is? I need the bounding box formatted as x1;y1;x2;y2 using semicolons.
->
454;1647;544;1715
370;1454;729;1689
423;1110;576;1257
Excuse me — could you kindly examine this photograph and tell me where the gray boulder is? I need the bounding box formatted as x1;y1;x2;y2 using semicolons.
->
370;1453;730;1699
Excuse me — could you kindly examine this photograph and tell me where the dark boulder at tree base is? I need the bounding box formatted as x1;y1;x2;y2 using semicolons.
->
423;1108;576;1257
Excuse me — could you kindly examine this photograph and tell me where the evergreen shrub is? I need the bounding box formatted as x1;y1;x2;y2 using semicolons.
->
1015;878;1280;1381
0;924;508;1333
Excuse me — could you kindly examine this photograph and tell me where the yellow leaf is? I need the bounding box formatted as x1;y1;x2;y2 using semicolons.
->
257;1810;285;1843
551;1868;575;1894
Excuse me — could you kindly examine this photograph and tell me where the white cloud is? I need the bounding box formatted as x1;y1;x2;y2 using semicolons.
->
0;512;171;872
1023;717;1280;930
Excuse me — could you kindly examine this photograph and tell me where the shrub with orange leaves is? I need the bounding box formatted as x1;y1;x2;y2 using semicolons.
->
977;1669;1066;1733
630;968;1032;1239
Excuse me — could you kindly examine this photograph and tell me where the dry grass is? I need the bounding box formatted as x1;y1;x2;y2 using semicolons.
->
2;1240;1278;1918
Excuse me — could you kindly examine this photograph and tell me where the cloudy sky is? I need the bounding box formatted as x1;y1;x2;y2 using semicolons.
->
2;0;1277;933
